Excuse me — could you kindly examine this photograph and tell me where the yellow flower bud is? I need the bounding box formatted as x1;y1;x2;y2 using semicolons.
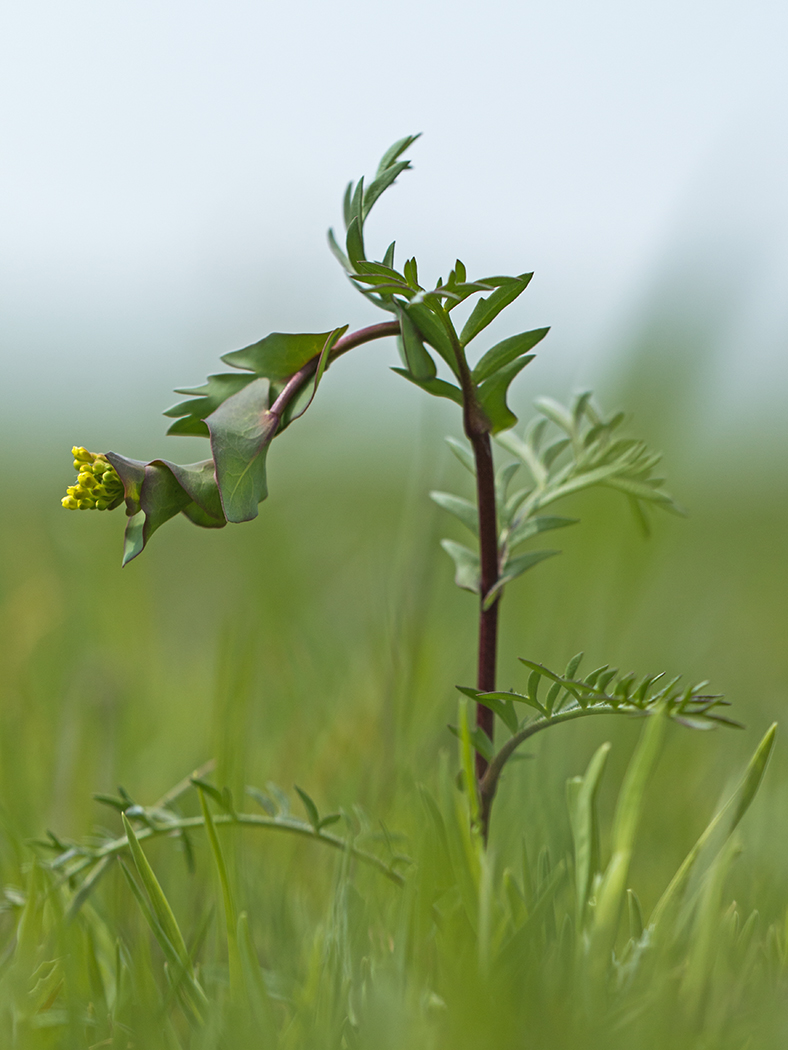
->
63;446;123;512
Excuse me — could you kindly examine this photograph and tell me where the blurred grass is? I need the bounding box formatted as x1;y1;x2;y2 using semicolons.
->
0;357;786;1044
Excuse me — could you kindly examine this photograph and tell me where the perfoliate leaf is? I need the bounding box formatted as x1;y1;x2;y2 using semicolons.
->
106;455;226;566
391;369;463;406
440;539;480;593
477;354;534;433
206;378;277;523
429;491;478;535
221;332;339;380
164;373;257;430
472;328;550;383
459;274;533;345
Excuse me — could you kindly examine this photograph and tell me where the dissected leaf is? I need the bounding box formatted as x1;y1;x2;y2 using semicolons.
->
472;328;549;383
429;491;478;535
391;369;463;405
401;301;459;375
396;305;437;379
459;274;533;345
477;354;534;433
440;539;480;593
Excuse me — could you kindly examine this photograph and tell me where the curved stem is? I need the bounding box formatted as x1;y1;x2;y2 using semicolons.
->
478;706;632;833
55;812;407;888
270;321;401;417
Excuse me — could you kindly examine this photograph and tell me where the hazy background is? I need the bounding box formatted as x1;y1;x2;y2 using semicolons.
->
2;0;788;455
1;0;788;990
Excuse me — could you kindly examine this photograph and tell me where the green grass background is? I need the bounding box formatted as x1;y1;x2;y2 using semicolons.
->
0;350;786;1046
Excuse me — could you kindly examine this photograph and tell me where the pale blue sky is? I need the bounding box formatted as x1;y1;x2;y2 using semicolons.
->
2;0;787;448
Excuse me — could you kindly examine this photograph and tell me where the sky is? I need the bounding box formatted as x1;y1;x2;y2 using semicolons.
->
2;0;787;452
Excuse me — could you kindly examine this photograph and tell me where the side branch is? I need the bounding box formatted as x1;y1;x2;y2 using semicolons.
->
270;321;401;418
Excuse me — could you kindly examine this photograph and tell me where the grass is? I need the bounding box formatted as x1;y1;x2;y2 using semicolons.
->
0;391;786;1047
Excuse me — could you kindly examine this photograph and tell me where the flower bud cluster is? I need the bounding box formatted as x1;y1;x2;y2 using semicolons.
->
62;447;125;511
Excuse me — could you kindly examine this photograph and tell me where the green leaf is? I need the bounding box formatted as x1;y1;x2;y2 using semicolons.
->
476;689;546;716
107;455;227;566
650;723;777;930
164;373;257;434
197;788;241;994
401;301;459;375
472;328;550;383
327;227;351;271
363;160;411;220
375;133;421;177
429;491;478;535
567;741;610;925
206;378;277;524
483;549;559;607
591;711;666;958
459;274;533;345
506;514;578;550
346;215;365;269
396;306;436;379
477;354;535;433
122;814;194;976
440;539;480;593
391;369;463;406
295;786;320;832
221;331;339;380
446;436;476;474
278;326;348;429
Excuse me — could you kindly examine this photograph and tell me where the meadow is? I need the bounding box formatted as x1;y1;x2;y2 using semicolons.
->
0;360;786;1047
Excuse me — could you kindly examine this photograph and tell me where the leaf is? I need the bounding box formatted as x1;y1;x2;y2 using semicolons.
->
278;326;348;429
440;539;480;593
445;436;476;474
122;815;195;979
206;378;277;524
294;786;320;832
401;301;459;375
476;689;546;716
196;788;241;995
375;133;421;177
391;369;464;406
327;227;351;271
221;331;338;379
506;515;578;550
567;741;610;925
458;687;519;734
396;305;436;379
649;723;777;930
363;160;411;220
591;710;666;958
472;328;550;383
107;455;227;566
459;274;533;345
164;373;257;433
429;491;478;535
477;355;535;433
483;549;559;607
346;215;365;269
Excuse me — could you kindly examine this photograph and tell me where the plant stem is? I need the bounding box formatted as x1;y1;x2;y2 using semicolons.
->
478;706;627;834
270;321;401;417
448;333;501;813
